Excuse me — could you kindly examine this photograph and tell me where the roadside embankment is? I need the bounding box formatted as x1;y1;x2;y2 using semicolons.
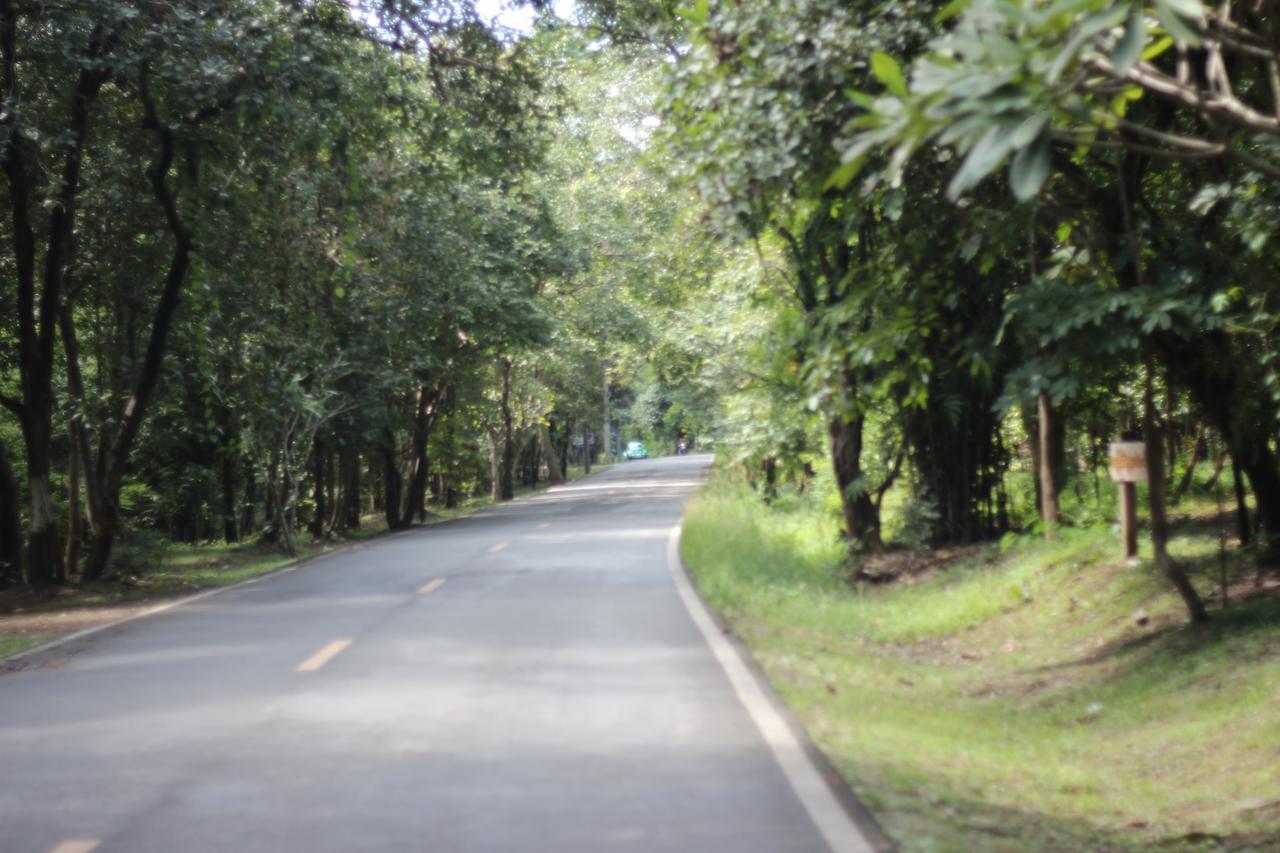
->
681;478;1280;851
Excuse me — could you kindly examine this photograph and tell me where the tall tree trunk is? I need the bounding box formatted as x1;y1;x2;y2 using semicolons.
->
762;456;778;502
58;305;105;535
399;384;439;528
538;423;565;483
80;74;196;582
82;499;119;582
1037;392;1060;540
529;433;539;486
241;466;257;538
309;436;326;538
601;361;610;466
557;420;573;478
262;451;279;543
497;358;515;502
3;19;106;587
381;431;402;530
0;436;22;585
488;432;502;502
324;449;340;533
24;439;61;586
827;409;880;551
64;434;80;578
1144;356;1209;623
344;448;361;529
221;449;238;543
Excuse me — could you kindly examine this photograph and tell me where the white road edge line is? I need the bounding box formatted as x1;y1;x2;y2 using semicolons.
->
665;523;879;853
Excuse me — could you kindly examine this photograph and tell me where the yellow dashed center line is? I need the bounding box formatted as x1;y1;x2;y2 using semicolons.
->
488;542;508;553
418;578;447;595
296;639;352;672
537;522;551;529
50;842;100;853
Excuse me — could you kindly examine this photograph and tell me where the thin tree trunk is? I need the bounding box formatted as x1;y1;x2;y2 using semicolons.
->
601;361;610;466
399;384;439;528
1144;356;1209;623
488;432;502;502
538;423;564;483
309;435;326;538
762;456;778;501
1232;455;1251;547
827;409;880;551
263;451;279;543
325;449;340;533
497;359;515;501
221;449;238;543
64;434;80;578
81;73;195;582
241;465;257;538
344;449;361;529
0;436;22;585
58;306;105;535
1170;422;1207;505
1204;452;1228;489
1037;392;1060;540
1155;328;1280;563
1089;423;1102;505
381;430;402;530
558;420;573;477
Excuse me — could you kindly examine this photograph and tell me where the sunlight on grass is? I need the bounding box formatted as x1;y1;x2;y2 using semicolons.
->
682;478;1280;851
0;634;54;658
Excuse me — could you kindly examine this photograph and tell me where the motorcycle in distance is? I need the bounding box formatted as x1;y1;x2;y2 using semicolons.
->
677;438;688;455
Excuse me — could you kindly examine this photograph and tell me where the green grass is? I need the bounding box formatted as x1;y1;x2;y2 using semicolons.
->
0;633;55;658
682;477;1280;851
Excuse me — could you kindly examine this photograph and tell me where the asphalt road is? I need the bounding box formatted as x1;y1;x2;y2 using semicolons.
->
1;454;879;853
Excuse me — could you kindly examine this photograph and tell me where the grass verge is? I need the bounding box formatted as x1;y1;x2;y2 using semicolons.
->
682;476;1280;851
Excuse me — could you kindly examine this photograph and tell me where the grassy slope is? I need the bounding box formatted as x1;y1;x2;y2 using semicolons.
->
682;478;1280;851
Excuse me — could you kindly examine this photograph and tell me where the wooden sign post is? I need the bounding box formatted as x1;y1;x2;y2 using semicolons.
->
1109;441;1148;560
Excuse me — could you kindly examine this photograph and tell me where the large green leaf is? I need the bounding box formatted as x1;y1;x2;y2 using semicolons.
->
870;52;909;99
1008;134;1051;201
1111;11;1146;76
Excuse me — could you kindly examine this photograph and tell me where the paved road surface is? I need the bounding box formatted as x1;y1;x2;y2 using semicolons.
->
1;455;879;853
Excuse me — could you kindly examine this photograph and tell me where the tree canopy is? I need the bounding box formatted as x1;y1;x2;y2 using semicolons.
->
2;0;1278;629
